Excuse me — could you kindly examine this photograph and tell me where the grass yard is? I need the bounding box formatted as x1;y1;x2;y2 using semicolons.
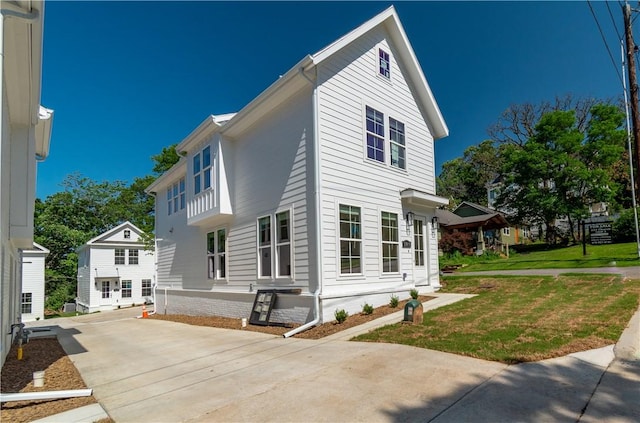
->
353;274;640;363
444;241;639;272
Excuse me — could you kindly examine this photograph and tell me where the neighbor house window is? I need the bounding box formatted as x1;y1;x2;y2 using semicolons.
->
389;117;405;169
366;106;385;163
121;280;132;298
503;227;511;236
207;228;226;280
128;249;139;265
101;281;110;299
142;279;152;297
21;293;32;314
414;218;425;266
339;205;362;274
379;48;390;78
276;211;291;277
258;216;272;278
124;230;130;239
193;146;212;195
115;249;125;265
381;212;399;273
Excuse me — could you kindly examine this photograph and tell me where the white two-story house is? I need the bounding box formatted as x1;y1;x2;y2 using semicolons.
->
21;242;49;322
76;222;155;313
1;1;53;366
146;7;449;331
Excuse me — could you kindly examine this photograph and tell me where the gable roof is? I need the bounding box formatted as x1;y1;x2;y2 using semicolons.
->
22;242;50;255
179;5;446;148
83;221;146;246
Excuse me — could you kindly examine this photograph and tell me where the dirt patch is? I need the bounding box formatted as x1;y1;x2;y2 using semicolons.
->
0;338;106;423
151;296;434;339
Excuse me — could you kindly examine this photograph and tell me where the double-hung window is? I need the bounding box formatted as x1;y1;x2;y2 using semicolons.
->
257;210;292;279
258;216;272;278
168;178;186;215
389;118;406;169
142;279;152;297
121;280;132;298
379;48;390;78
21;293;32;314
193;146;212;195
381;212;399;273
207;228;226;280
365;106;407;169
366;106;385;163
115;249;125;265
339;205;362;274
128;249;139;265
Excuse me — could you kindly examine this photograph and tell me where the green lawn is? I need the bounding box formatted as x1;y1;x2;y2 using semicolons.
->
443;242;640;272
353;274;640;363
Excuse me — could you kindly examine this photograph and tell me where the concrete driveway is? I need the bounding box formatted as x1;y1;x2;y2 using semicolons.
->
40;304;639;423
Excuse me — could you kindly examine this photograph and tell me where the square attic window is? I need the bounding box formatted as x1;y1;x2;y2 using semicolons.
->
124;230;131;239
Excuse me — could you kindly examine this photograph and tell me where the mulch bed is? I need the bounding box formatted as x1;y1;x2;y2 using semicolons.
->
0;338;100;423
151;296;434;339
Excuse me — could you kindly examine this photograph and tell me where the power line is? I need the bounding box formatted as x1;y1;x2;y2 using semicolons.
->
587;0;625;87
607;0;624;39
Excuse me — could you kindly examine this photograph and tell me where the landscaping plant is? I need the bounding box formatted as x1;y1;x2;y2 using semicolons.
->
389;294;399;308
334;308;348;324
362;303;374;315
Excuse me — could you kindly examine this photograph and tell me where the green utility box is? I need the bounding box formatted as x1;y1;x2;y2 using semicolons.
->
403;299;423;324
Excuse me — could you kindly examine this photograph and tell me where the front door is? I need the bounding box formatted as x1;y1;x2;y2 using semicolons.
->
99;280;112;306
413;217;428;285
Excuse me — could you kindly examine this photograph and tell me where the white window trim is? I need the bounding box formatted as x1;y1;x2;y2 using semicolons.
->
207;227;228;281
361;101;409;173
193;145;214;197
141;279;152;297
256;207;294;282
128;249;139;265
336;201;365;279
380;210;401;275
413;217;426;267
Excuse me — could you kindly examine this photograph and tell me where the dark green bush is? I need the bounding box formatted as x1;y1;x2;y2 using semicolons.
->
334;308;348;323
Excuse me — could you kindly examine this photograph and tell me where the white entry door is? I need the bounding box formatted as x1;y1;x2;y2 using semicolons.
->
413;217;428;284
99;280;113;306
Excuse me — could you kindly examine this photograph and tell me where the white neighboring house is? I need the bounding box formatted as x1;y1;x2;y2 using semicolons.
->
1;2;54;366
146;6;449;328
76;222;155;313
21;243;49;322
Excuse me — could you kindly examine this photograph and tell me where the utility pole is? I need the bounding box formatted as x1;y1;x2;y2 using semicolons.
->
624;2;640;191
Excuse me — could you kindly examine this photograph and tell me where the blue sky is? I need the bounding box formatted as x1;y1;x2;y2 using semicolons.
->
38;1;629;199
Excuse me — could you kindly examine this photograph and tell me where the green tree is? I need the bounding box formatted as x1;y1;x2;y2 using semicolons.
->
151;144;181;175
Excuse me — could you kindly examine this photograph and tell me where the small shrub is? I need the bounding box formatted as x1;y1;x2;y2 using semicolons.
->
389;294;399;308
410;288;419;300
334;308;349;324
362;303;374;315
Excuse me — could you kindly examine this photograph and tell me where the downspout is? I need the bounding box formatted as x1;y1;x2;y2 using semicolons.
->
147;191;158;316
284;65;321;338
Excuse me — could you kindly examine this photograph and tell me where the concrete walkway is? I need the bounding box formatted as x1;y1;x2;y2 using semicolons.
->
26;289;639;422
451;265;640;279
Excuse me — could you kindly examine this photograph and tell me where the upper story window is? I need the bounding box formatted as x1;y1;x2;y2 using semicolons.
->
128;249;139;265
365;106;407;170
389;118;405;169
168;178;186;215
193;146;212;195
124;230;130;239
115;249;125;265
379;48;390;79
366;106;385;163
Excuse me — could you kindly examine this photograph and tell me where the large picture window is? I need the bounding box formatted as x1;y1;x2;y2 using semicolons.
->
207;228;226;280
381;212;399;273
339;205;362;274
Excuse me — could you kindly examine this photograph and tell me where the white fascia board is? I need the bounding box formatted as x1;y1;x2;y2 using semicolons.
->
145;158;187;194
84;221;143;245
220;55;315;138
35;106;54;159
23;242;50;255
312;6;448;140
175;116;221;154
401;189;449;208
30;1;45;126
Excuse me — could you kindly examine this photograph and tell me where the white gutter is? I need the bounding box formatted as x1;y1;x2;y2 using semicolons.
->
284;66;322;338
0;389;92;403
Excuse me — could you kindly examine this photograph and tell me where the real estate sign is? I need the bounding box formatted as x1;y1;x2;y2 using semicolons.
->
589;222;613;245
